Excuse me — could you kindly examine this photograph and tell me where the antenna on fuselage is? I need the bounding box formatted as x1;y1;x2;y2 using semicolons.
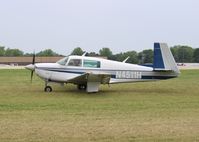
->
123;56;130;63
82;52;87;56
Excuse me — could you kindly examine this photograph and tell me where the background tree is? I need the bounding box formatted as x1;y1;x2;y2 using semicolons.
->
138;49;153;64
109;51;138;64
109;53;123;61
171;45;194;62
71;47;84;55
5;48;24;56
99;48;112;59
193;48;199;63
170;47;179;62
36;49;58;56
123;51;138;64
87;52;99;57
0;46;5;56
178;46;194;63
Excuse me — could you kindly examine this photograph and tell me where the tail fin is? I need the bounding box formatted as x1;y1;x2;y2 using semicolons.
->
153;43;180;74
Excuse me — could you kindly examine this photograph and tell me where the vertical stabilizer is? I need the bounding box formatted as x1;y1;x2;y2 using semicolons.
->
153;43;180;74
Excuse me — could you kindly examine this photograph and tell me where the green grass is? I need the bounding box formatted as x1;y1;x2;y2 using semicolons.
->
0;69;199;142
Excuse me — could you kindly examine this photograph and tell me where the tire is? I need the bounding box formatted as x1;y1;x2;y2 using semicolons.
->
44;86;52;92
77;84;87;90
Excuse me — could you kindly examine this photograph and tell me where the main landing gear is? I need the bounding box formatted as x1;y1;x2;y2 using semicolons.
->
77;84;87;90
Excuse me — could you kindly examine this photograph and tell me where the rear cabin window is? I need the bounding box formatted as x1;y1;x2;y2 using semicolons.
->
68;59;82;67
83;60;100;68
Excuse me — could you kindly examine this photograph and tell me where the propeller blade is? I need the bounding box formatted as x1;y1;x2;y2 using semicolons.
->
31;51;35;82
32;52;35;65
31;71;33;82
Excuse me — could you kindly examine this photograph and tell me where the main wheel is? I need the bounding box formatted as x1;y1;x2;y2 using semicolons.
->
44;86;52;92
77;84;87;90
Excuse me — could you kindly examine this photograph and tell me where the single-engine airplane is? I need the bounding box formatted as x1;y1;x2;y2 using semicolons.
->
25;43;180;93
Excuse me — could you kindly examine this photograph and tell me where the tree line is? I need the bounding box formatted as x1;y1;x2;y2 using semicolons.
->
71;46;199;63
0;46;59;57
0;45;199;63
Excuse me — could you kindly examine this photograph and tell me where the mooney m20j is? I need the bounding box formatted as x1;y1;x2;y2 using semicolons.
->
26;43;180;93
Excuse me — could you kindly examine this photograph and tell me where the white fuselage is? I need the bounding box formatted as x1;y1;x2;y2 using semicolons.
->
25;43;180;92
31;55;176;84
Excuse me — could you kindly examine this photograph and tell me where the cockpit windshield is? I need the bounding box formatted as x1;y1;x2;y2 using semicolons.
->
56;57;69;66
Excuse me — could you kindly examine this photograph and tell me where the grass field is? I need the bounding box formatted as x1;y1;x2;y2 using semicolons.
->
0;69;199;142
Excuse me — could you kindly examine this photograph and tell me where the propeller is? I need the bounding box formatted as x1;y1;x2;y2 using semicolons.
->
25;51;36;83
31;52;35;82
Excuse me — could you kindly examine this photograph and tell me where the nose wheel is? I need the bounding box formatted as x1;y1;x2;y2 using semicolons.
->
44;86;52;92
44;81;52;92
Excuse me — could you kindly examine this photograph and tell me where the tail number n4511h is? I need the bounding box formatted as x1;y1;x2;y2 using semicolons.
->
116;71;142;79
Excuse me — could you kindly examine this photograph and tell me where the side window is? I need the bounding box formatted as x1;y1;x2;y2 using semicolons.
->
83;60;101;68
68;59;82;67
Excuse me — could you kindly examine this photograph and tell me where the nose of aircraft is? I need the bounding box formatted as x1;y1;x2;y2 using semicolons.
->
25;64;35;71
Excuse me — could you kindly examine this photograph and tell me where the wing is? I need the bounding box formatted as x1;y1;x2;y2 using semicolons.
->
67;72;111;85
67;72;111;93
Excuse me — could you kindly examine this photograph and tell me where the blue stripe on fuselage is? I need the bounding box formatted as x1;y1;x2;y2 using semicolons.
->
37;67;175;80
48;69;84;74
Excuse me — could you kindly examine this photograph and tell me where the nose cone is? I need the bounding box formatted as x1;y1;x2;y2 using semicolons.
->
25;64;35;71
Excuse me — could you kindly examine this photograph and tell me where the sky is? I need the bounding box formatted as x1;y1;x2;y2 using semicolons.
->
0;0;199;55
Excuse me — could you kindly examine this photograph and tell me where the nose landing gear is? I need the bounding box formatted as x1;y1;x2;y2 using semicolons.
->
44;80;52;92
44;86;52;92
